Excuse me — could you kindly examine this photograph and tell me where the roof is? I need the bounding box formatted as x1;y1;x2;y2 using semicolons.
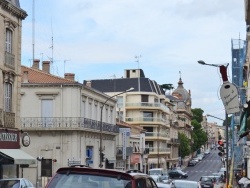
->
84;77;165;95
172;78;190;101
21;66;77;84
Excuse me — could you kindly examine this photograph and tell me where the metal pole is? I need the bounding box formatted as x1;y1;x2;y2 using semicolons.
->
99;88;134;168
225;113;229;187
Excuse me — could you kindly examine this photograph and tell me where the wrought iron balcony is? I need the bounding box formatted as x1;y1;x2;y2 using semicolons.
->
116;146;150;155
20;117;119;133
125;117;170;125
0;109;15;128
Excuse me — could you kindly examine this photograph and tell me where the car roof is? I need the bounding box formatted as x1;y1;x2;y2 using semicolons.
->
173;180;198;184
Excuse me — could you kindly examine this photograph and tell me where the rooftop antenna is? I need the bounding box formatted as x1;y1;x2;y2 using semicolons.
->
135;55;142;91
50;17;54;65
64;60;70;75
32;0;35;64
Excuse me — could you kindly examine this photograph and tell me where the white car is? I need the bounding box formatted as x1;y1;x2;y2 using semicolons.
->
0;178;34;188
156;182;172;188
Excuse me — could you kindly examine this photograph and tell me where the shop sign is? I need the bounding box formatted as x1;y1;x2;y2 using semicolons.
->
0;129;20;149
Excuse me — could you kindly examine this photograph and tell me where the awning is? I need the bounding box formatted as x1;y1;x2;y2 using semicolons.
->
0;149;36;165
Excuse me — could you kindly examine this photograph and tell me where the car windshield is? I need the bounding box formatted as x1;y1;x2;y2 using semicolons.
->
0;180;20;188
46;173;131;188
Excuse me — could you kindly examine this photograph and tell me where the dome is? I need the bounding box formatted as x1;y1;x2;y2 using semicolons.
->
172;78;190;101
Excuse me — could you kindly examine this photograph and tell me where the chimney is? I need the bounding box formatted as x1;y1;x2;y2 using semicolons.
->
23;71;29;83
64;73;75;81
32;59;40;69
86;80;91;87
42;61;50;73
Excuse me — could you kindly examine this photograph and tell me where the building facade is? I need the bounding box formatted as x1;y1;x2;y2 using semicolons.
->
85;69;178;171
0;0;36;180
20;61;118;186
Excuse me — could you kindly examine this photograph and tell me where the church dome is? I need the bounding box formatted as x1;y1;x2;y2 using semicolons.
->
172;78;190;101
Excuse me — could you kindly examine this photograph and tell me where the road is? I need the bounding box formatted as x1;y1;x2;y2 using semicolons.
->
182;149;223;182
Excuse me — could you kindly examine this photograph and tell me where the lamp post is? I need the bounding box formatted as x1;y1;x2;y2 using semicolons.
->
99;87;134;168
198;60;232;186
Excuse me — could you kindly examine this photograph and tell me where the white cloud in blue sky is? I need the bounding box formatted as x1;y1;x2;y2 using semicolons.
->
19;0;246;124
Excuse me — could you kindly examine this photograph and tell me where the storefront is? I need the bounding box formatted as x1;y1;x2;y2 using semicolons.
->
0;128;35;178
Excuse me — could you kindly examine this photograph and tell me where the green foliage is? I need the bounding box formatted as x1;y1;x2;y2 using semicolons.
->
178;132;191;158
191;108;204;123
160;84;174;91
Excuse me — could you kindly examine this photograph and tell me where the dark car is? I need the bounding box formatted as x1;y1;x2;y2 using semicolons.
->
199;176;214;188
168;169;188;179
188;160;197;167
46;165;158;188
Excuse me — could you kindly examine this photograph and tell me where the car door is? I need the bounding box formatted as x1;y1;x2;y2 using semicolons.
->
145;178;157;188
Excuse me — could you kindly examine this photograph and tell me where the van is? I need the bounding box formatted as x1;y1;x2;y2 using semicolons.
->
148;168;168;176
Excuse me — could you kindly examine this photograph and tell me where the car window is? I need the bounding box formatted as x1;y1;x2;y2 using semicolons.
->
46;173;131;188
136;179;145;188
145;178;157;188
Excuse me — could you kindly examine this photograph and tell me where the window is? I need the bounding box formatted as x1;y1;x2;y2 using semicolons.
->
5;29;12;53
4;83;12;112
143;112;153;121
41;99;53;127
141;95;148;102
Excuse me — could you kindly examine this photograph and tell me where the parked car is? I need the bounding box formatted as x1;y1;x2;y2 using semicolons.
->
192;158;200;163
46;165;158;188
0;178;34;188
199;176;214;188
149;168;168;176
204;149;210;155
159;175;172;184
172;180;201;188
156;182;173;188
168;169;188;179
188;160;197;166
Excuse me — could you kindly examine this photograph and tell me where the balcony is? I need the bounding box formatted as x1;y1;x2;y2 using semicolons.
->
145;132;170;140
20;117;119;134
149;147;171;154
171;138;180;145
5;51;15;70
125;117;170;127
0;109;15;128
116;146;150;156
126;102;170;113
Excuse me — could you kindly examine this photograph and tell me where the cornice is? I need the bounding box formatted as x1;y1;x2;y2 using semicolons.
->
0;0;27;20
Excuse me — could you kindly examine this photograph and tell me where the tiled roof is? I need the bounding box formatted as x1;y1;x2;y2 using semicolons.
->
21;66;77;84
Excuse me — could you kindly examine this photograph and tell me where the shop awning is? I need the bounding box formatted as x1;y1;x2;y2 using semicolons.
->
0;149;36;165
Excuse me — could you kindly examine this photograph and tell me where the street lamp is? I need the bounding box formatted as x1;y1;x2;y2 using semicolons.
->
99;87;134;168
198;60;230;186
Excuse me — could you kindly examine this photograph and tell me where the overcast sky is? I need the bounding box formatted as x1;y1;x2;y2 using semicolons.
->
19;0;246;125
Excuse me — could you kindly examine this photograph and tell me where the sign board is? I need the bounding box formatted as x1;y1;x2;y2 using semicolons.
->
219;65;240;114
120;128;131;160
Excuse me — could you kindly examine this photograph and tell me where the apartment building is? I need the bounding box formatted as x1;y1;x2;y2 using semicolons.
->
20;60;118;186
0;0;36;179
84;69;177;171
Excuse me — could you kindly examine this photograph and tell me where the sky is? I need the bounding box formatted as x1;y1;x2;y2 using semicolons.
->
19;0;246;125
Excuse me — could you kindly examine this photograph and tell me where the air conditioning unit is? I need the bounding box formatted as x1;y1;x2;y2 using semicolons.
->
127;118;133;121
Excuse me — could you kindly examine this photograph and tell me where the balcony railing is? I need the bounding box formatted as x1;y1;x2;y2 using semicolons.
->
149;147;171;153
126;102;170;113
20;117;119;133
116;146;150;155
5;51;15;70
3;111;15;128
145;132;170;138
125;117;169;125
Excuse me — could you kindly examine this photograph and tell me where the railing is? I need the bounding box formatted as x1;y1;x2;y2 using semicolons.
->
116;146;150;155
5;51;15;69
149;147;171;153
4;111;15;128
125;117;169;125
20;117;119;133
126;102;170;113
145;132;170;138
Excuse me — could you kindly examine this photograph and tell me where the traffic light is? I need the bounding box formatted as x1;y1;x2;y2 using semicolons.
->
100;152;105;162
218;140;225;157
